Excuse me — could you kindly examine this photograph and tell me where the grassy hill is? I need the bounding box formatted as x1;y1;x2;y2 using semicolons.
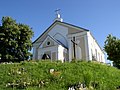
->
0;60;120;90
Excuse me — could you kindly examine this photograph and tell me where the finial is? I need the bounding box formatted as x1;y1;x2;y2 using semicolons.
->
54;9;63;22
55;9;61;18
55;9;60;15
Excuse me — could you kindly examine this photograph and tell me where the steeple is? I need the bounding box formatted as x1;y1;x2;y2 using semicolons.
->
54;9;63;22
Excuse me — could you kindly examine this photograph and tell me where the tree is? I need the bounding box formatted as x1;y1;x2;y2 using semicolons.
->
0;16;33;62
104;34;120;69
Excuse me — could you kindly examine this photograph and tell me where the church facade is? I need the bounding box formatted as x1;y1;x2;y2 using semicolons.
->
32;13;105;63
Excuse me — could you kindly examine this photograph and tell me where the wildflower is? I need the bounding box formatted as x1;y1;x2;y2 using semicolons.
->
6;83;11;87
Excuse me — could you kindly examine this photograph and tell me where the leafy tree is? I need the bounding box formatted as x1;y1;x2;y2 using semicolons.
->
104;34;120;69
0;16;33;62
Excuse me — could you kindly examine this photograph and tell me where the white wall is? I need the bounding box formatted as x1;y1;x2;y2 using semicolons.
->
87;32;105;63
32;43;40;60
38;46;58;60
58;45;67;62
32;47;36;60
37;44;67;63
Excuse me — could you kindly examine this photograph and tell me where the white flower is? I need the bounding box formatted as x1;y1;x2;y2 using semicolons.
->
6;83;11;87
50;69;54;73
17;71;21;74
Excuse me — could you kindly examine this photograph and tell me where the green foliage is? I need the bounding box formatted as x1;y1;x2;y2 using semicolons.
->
0;61;120;90
104;34;120;69
0;16;33;62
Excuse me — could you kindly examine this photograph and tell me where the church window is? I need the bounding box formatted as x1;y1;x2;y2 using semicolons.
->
47;41;51;46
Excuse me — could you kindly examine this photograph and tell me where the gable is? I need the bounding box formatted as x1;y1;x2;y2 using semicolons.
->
39;35;68;49
39;35;57;48
33;21;89;46
42;37;55;48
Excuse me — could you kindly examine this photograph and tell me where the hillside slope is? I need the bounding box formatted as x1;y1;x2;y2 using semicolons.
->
0;61;120;90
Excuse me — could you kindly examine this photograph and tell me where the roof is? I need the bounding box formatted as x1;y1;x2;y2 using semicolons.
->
32;20;89;44
39;35;68;49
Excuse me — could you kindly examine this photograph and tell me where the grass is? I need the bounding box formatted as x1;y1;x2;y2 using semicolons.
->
0;60;120;90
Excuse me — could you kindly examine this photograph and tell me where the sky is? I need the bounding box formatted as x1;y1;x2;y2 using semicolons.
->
0;0;120;60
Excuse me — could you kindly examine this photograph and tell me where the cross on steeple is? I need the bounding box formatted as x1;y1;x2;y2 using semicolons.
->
55;9;61;15
54;9;63;22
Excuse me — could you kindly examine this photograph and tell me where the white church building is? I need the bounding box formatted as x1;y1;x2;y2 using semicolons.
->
32;11;105;63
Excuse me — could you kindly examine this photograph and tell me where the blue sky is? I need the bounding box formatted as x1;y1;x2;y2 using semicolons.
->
0;0;120;60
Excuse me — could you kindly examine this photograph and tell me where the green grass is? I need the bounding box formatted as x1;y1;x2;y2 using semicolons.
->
0;60;120;90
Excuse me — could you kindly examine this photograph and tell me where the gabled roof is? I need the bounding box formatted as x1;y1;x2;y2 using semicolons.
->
39;35;68;49
33;20;89;44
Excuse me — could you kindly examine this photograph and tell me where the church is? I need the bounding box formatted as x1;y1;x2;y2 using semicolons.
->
32;11;105;63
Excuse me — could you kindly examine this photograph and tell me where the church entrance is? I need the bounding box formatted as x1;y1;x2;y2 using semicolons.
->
42;54;51;60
